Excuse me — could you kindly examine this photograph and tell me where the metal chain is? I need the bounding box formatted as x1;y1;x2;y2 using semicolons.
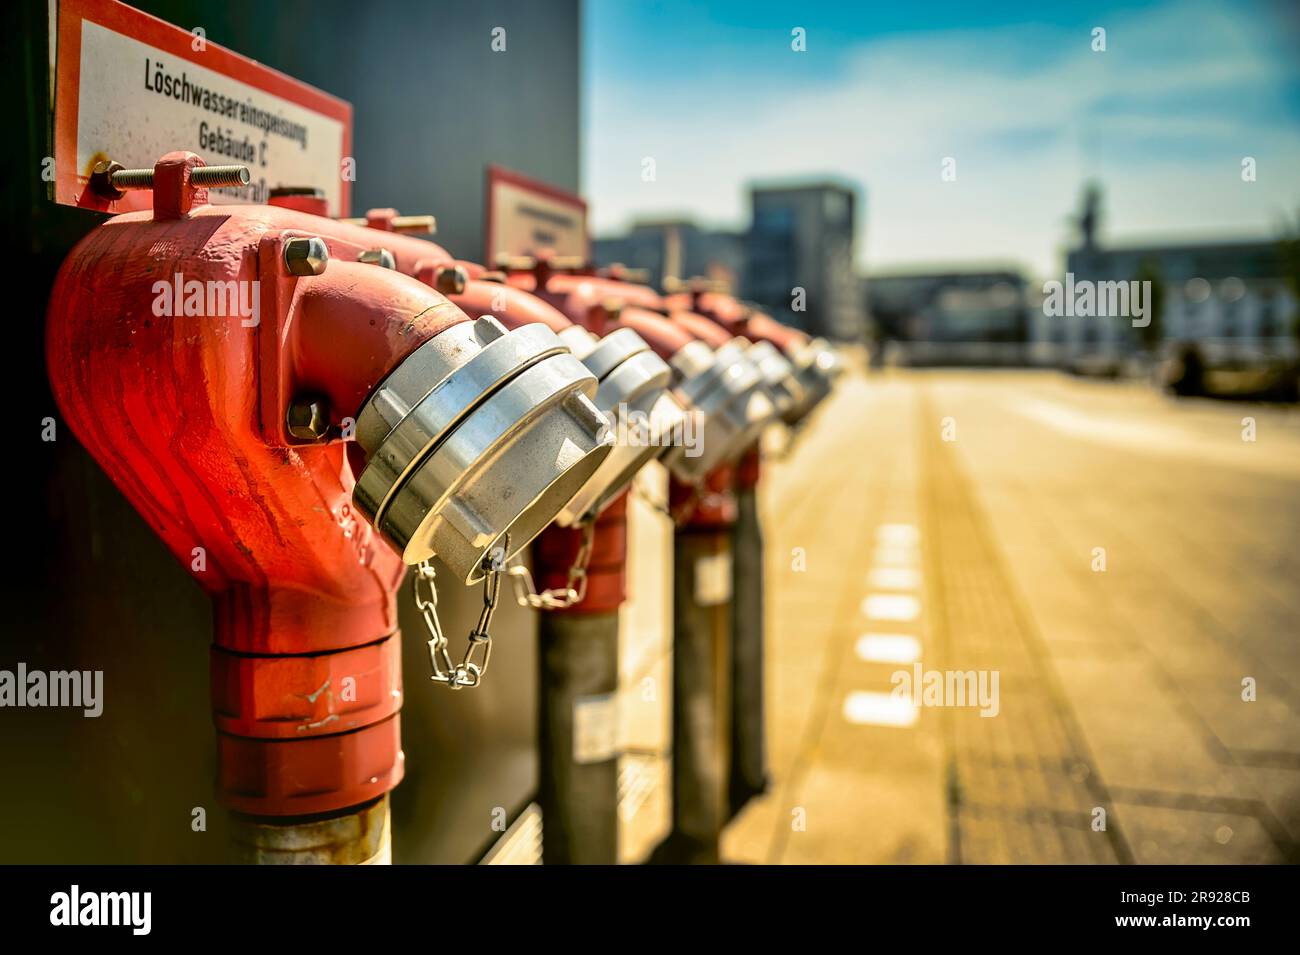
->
631;484;674;520
507;521;596;610
632;482;699;526
412;540;506;690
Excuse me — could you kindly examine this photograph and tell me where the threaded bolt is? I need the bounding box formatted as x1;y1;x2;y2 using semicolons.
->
338;214;436;234
390;215;436;234
89;160;250;199
105;167;155;191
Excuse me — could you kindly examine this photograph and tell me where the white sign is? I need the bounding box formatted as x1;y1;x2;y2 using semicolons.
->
572;692;620;764
694;552;733;606
486;166;588;263
54;0;352;215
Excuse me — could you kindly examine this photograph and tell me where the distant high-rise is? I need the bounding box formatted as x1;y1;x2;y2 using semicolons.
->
594;220;745;292
744;182;865;342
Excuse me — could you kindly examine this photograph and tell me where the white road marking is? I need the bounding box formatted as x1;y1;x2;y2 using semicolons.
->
868;567;921;590
862;593;921;621
855;633;921;664
873;544;918;568
842;691;918;727
876;523;920;546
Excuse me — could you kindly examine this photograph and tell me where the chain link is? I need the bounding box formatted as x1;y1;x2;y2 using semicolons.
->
507;521;596;610
412;539;506;690
632;482;701;525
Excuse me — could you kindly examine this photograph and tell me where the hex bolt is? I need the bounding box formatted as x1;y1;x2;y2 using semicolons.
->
433;264;468;296
283;236;330;276
286;397;330;441
390;215;437;234
495;253;536;272
89;160;250;200
338;214;437;234
358;248;397;270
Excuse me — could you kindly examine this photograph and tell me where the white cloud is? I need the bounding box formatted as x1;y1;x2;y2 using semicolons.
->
585;0;1300;278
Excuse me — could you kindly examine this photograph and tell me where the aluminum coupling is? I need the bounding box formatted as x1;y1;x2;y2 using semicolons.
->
662;339;776;483
747;339;805;420
785;337;843;424
353;316;614;582
553;325;689;526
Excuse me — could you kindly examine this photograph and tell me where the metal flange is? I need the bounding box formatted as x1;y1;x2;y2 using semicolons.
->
659;342;743;482
554;326;685;526
784;336;842;423
662;338;777;480
353;316;613;582
748;339;803;419
711;340;778;455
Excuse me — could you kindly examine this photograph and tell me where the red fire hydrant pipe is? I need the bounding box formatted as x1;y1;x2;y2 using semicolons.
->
46;153;488;863
671;296;779;816
502;264;756;863
651;464;737;864
363;245;630;864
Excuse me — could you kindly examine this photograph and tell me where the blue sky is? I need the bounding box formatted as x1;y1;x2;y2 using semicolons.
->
582;0;1300;278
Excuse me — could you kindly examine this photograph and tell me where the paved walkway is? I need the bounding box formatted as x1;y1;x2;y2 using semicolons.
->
723;369;1300;864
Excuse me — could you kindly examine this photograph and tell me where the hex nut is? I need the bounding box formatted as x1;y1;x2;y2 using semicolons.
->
283;237;329;277
358;248;397;270
599;298;624;322
286;397;330;441
89;160;127;201
433;265;468;296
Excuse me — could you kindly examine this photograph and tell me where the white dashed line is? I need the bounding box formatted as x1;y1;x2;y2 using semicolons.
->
872;544;918;568
868;566;921;590
861;593;921;621
842;691;918;727
844;523;926;728
855;633;921;664
876;523;920;546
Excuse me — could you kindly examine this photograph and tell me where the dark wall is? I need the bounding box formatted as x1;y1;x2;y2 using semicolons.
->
2;0;579;864
133;0;582;253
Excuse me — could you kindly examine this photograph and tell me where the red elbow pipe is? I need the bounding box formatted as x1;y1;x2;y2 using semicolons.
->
512;271;667;335
665;290;750;338
618;306;698;361
745;312;810;355
45;152;484;817
669;309;736;349
441;273;573;334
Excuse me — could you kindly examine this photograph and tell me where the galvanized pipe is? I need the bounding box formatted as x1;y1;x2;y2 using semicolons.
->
229;796;391;865
536;612;620;864
729;449;768;816
531;493;629;864
652;469;736;864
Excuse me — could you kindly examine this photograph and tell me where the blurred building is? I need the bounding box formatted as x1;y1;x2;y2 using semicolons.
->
1036;238;1298;378
744;182;866;342
1036;188;1299;384
595;181;868;344
593;220;745;291
868;269;1032;366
